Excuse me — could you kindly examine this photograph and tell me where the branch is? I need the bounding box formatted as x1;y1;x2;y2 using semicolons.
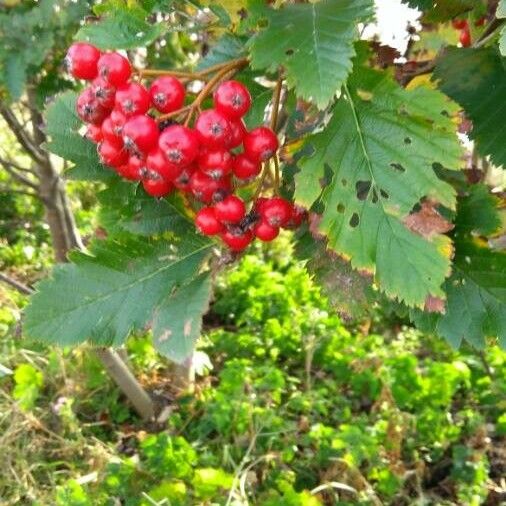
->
0;157;39;190
0;105;46;165
0;272;33;295
0;185;38;198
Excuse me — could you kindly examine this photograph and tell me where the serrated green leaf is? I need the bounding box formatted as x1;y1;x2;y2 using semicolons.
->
24;233;212;347
4;54;26;100
197;34;246;71
98;180;193;236
295;66;462;307
75;8;165;49
248;0;374;109
434;47;506;169
45;92;114;181
153;273;212;363
402;0;473;21
497;0;506;55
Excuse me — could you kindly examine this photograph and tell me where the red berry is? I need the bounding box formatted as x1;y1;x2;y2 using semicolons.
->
115;83;150;117
195;207;224;235
116;158;143;181
122;115;159;155
146;148;178;181
102;116;122;142
91;77;116;109
173;165;197;192
65;43;101;80
159;125;200;167
97;52;131;87
254;220;279;242
149;76;186;113
244;127;279;162
228;119;247;149
233;154;261;180
76;88;109;124
98;139;128;167
460;28;471;47
189;171;231;203
142;171;173;197
221;228;253;251
254;197;269;213
195;109;232;148
214;195;246;224
452;18;468;30
109;109;127;135
86;124;103;143
214;80;251;119
284;204;307;229
475;16;486;27
198;149;233;179
259;197;292;227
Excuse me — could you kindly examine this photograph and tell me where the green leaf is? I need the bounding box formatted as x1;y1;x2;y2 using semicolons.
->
412;241;506;349
4;54;26;100
98;180;192;236
197;34;246;70
295;65;462;307
434;47;506;169
13;363;43;411
45;92;114;181
153;273;212;363
497;0;506;56
248;0;374;108
402;0;474;21
75;8;165;50
24;233;212;347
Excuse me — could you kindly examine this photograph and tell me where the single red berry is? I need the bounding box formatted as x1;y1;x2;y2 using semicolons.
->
86;124;103;143
149;76;186;113
142;171;173;197
189;171;231;203
460;28;471;47
76;88;109;124
195;207;224;236
101;116;122;142
91;77;116;109
109;108;127;135
115;82;150;117
227;119;247;149
159;125;200;167
214;195;246;224
475;16;486;27
146;148;179;181
98;138;128;167
214;80;251;119
283;204;307;229
65;42;101;80
122;115;159;155
254;220;279;242
259;197;292;227
97;52;131;87
116;158;143;181
452;18;468;30
254;197;269;213
198;148;233;179
173;164;197;192
233;154;261;180
244;127;279;162
195;109;232;148
221;228;253;251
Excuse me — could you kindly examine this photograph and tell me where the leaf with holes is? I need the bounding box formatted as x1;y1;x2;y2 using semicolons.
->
434;47;506;169
295;65;462;307
45;92;114;181
248;0;374;109
153;273;212;363
24;233;212;347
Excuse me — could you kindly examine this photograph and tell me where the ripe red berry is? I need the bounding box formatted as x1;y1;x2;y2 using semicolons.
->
142;171;173;197
244;127;279;162
233;154;261;180
195;207;224;235
115;83;150;117
146;148;179;181
65;43;101;80
109;109;127;135
189;171;231;203
159;125;200;167
198;149;233;179
86;124;103;143
452;18;468;30
97;52;131;87
254;220;279;242
475;16;486;27
214;80;251;119
221;228;253;251
122;115;159;155
259;197;292;227
98;138;128;167
227;119;247;149
283;204;307;229
459;28;471;47
214;195;246;224
116;157;144;181
76;88;109;124
173;165;196;192
91;77;116;109
149;76;186;113
195;109;232;148
101;117;122;142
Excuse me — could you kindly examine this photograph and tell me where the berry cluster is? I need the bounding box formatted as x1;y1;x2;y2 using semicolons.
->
451;17;485;47
65;43;306;251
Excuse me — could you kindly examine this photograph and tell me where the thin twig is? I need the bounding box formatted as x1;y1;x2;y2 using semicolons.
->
0;159;39;190
0;272;34;295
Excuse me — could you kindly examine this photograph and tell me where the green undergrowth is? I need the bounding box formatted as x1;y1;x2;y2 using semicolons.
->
1;242;505;505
